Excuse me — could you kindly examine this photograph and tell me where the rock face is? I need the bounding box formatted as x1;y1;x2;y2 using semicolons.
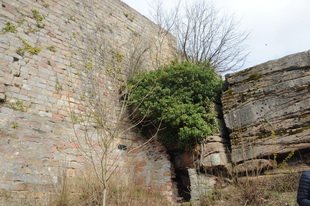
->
233;159;275;175
200;136;230;169
222;51;310;163
188;168;216;201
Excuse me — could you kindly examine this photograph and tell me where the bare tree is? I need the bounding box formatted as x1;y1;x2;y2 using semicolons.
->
61;2;164;206
66;39;145;206
148;0;180;67
150;0;249;72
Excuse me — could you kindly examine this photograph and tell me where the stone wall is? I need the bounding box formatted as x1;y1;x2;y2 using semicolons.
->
222;51;310;164
0;0;177;204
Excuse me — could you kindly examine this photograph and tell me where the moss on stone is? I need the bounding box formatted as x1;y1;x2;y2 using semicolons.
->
239;70;249;76
17;39;42;56
295;86;306;92
288;126;310;135
0;22;17;34
31;9;45;28
0;18;25;35
224;88;234;96
247;73;262;81
10;100;31;112
230;127;248;145
230;124;310;146
47;46;56;52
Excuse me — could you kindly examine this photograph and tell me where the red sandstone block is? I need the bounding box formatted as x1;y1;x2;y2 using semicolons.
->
37;61;48;68
52;114;64;120
55;141;66;147
20;120;41;129
136;161;147;167
134;167;143;173
50;146;57;153
53;93;61;99
15;182;30;191
61;90;73;97
53;66;64;74
67;142;79;149
22;136;41;143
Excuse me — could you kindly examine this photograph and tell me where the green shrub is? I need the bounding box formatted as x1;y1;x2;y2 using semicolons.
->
127;62;222;151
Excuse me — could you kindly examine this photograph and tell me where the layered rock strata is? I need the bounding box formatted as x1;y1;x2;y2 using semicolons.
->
222;51;310;163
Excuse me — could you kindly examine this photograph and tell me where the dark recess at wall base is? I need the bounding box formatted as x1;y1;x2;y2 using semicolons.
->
168;151;191;202
174;168;191;202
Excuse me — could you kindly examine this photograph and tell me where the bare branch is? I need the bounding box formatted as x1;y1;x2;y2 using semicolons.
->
150;0;249;73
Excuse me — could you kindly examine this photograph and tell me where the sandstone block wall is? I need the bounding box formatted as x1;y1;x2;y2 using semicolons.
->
0;0;176;203
222;51;310;163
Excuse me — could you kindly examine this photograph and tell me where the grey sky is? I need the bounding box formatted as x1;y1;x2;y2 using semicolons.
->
122;0;310;71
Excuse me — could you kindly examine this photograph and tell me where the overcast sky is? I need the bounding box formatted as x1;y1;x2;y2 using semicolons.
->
122;0;310;71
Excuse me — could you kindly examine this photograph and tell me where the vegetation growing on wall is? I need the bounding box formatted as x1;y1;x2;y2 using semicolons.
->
16;39;42;56
31;9;46;28
127;61;223;151
0;18;25;34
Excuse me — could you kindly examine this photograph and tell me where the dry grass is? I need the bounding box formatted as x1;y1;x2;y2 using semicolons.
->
196;172;300;206
48;175;171;206
0;168;301;206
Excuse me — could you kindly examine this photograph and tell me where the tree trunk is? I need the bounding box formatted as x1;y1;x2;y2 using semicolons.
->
102;186;107;206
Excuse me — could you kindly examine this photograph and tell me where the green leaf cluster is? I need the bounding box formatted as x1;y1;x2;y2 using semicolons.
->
127;62;223;151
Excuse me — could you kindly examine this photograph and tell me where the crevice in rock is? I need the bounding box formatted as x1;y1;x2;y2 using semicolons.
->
13;57;19;62
215;100;232;152
260;148;310;166
168;150;191;202
199;165;231;178
174;168;191;201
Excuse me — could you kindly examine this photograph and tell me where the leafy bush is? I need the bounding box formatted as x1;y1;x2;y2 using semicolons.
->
127;62;222;151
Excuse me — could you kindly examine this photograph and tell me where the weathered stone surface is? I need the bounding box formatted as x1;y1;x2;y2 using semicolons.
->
233;159;276;174
0;84;5;93
223;51;310;163
173;152;195;169
200;136;230;168
0;93;5;101
0;83;5;101
188;168;216;201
